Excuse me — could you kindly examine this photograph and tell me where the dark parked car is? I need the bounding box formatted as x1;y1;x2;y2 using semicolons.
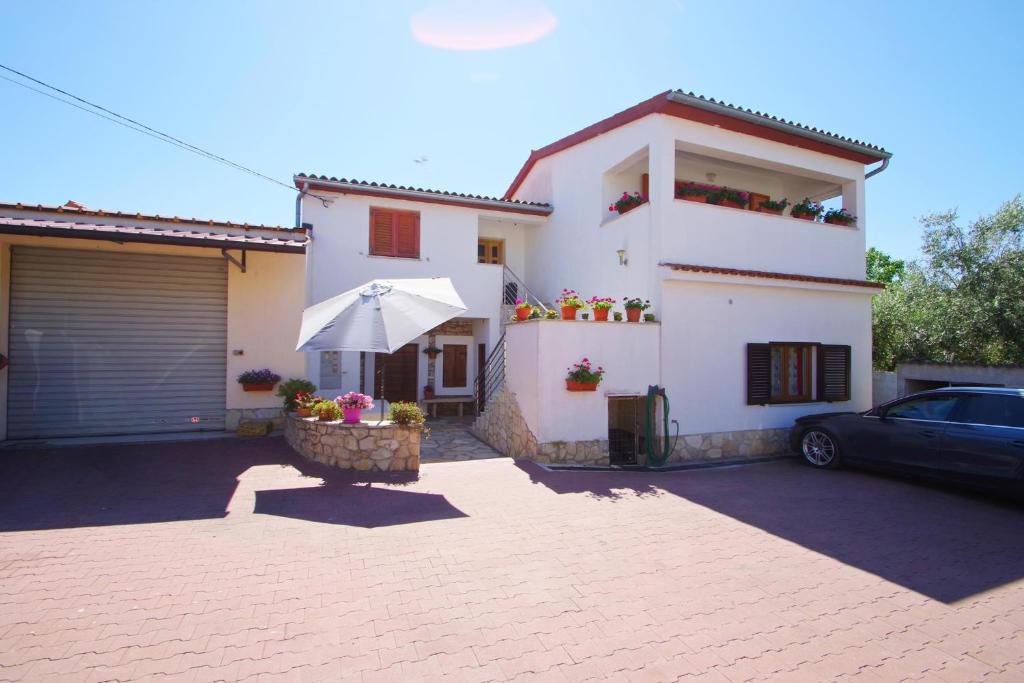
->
791;387;1024;491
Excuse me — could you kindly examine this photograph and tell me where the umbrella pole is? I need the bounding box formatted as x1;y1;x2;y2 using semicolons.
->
378;366;386;424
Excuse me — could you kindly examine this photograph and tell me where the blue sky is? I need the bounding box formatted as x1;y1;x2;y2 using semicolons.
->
2;0;1022;261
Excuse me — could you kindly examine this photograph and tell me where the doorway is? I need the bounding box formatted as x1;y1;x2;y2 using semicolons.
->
608;395;648;465
374;344;419;403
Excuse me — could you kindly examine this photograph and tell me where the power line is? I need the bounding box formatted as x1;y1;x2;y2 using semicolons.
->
0;63;328;204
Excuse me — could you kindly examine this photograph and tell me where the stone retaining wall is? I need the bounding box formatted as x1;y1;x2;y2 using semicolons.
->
285;415;421;471
474;386;790;466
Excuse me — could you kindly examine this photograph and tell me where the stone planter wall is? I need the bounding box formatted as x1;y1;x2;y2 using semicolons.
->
285;415;421;471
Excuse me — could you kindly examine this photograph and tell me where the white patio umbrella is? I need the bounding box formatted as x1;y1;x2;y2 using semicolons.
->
296;278;467;353
296;278;468;422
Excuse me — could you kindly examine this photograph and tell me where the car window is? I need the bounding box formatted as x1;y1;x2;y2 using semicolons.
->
952;394;1024;428
885;396;958;421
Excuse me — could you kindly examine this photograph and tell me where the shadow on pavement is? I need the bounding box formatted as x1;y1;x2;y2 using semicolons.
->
519;457;1024;603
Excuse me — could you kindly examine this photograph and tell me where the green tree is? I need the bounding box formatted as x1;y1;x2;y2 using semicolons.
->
865;247;905;285
871;195;1024;369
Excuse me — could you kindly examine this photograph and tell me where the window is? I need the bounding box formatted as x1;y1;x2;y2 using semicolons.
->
477;239;504;265
950;394;1024;428
442;344;468;388
886;396;958;422
369;208;419;258
319;351;342;390
747;343;850;405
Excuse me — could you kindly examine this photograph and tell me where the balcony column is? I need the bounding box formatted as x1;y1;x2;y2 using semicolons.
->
841;177;866;230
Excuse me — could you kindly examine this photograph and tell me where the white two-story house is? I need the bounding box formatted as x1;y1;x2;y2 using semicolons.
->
297;90;891;466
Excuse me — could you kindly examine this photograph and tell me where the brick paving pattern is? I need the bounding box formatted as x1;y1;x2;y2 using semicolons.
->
1;437;1023;682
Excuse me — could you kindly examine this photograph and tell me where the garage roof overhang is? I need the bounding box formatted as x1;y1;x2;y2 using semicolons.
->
0;216;307;254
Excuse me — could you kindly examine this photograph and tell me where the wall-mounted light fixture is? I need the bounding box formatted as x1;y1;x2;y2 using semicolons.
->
616;249;628;266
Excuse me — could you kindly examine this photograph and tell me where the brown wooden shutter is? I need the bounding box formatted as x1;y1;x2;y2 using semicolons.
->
747;343;772;405
442;344;467;387
370;209;395;256
817;344;851;402
395;212;419;258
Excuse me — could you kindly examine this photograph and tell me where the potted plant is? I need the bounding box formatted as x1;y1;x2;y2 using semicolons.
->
622;296;650;323
613;311;623;322
790;198;823;221
643;313;656;322
565;357;605;392
277;378;317;411
557;289;585;320
588;296;615;322
388;401;426;427
823;208;857;226
544;308;559;320
337;391;374;424
423;345;441;360
514;298;532;321
707;187;749;209
757;198;789;216
423;385;435;400
529;306;542;319
294;392;319;418
238;368;281;392
312;400;342;422
675;182;710;203
608;191;646;215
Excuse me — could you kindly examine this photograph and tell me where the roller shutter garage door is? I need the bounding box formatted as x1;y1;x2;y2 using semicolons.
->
7;247;227;439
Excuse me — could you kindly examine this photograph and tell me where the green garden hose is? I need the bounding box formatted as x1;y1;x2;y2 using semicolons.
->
644;385;677;467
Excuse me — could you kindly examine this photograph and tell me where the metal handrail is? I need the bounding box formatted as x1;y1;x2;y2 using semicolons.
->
502;265;548;312
474;332;506;415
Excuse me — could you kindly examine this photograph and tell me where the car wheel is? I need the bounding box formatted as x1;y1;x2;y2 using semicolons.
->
800;429;841;469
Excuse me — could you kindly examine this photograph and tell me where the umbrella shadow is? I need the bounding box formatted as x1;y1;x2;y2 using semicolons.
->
254;482;467;528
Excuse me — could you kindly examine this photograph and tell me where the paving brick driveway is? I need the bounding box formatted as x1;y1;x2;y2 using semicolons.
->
1;437;1023;682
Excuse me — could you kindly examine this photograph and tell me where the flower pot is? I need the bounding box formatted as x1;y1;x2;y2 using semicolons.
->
423;388;435;400
715;199;744;209
680;194;707;203
560;306;578;321
824;216;855;226
343;407;362;424
566;380;599;392
593;307;609;322
425;351;439;360
758;207;783;216
296;407;312;418
242;382;275;392
515;307;531;321
791;213;817;222
626;307;642;323
317;412;336;422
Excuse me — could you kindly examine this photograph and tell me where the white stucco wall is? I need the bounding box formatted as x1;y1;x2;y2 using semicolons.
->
226;251;306;411
504;320;661;443
300;192;545;392
659;276;874;435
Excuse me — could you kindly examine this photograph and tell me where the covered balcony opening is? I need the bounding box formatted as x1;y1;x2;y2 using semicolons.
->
602;146;650;222
674;143;860;227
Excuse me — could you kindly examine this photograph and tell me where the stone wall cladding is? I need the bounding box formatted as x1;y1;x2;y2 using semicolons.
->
430;319;473;336
226;408;284;431
668;428;791;463
473;386;790;466
472;386;538;458
285;415;421;471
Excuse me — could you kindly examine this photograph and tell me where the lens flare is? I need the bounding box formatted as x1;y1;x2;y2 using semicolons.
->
411;0;557;51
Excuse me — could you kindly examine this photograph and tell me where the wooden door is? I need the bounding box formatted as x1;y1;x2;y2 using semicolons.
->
477;239;504;265
442;344;468;388
374;344;419;403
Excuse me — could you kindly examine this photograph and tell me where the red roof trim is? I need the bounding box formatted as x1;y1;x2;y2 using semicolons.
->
0;201;296;233
299;178;553;216
660;262;884;289
504;92;886;199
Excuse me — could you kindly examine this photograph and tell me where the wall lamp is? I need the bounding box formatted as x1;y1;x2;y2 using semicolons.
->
616;249;628;266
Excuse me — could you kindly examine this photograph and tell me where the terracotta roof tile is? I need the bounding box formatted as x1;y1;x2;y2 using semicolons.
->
660;262;884;289
295;174;552;212
0;201;296;233
0;216;307;253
